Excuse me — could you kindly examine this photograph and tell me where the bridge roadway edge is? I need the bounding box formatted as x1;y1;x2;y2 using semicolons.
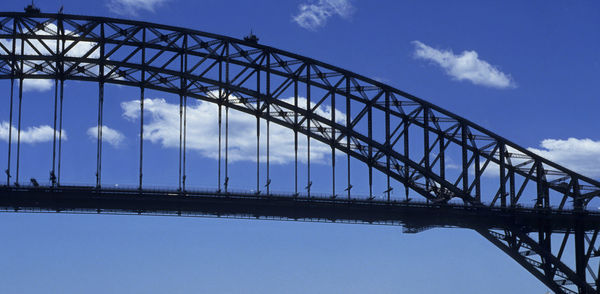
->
1;186;599;233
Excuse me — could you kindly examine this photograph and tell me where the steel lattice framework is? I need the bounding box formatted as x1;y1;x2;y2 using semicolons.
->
1;11;600;293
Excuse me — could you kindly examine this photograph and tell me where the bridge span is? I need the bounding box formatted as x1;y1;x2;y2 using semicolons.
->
0;10;600;293
2;185;600;234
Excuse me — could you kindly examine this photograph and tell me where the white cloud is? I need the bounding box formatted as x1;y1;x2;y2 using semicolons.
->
528;138;600;178
448;139;600;180
87;125;126;148
0;121;66;144
293;0;354;30
121;94;345;164
107;0;169;16
22;79;53;92
412;40;516;89
0;23;100;92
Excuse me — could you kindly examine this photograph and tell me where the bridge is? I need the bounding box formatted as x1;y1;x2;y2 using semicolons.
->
0;10;599;293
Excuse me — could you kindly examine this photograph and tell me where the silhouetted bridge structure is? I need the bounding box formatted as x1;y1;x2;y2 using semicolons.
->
1;9;600;293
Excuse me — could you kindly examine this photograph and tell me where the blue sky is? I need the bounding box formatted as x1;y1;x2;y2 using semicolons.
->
0;0;599;293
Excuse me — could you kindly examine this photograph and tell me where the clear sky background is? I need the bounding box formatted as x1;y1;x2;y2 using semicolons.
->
0;0;599;293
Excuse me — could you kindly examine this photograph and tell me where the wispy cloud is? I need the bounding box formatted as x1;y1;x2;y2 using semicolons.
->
106;0;170;16
293;0;354;30
0;121;66;144
412;41;515;89
87;125;126;148
528;138;600;178
121;94;344;164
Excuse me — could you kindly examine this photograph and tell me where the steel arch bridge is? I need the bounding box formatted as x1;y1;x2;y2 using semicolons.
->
1;10;600;293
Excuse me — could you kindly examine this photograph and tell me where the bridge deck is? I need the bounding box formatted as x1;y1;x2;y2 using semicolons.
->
0;185;598;232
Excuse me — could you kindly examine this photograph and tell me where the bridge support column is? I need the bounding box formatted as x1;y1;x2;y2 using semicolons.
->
575;222;587;293
58;79;64;186
6;77;14;186
15;77;23;185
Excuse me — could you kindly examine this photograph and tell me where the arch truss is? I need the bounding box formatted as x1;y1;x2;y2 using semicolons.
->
0;11;600;293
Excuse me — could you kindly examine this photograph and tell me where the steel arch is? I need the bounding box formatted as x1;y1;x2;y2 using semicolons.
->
1;11;600;293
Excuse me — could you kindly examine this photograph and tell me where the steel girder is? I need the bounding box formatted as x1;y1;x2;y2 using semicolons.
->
0;12;600;293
